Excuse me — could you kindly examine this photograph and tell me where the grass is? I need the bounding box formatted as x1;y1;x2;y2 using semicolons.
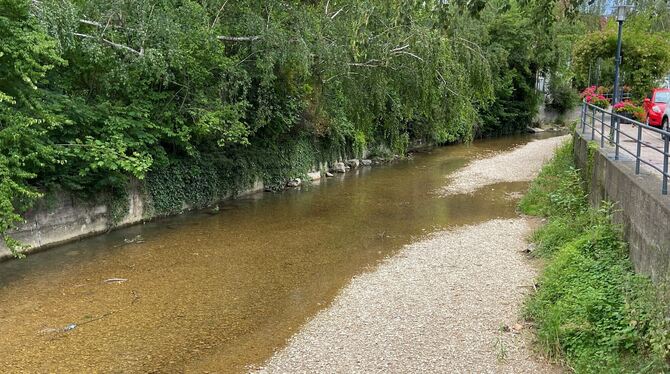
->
520;140;670;373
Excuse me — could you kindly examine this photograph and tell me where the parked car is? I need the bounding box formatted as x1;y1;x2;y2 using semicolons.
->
643;88;670;127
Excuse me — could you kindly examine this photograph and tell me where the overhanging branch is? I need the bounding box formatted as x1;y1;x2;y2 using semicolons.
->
217;35;261;42
73;32;144;56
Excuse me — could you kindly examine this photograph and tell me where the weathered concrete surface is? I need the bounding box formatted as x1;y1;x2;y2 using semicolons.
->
574;132;670;282
0;179;264;260
534;104;581;126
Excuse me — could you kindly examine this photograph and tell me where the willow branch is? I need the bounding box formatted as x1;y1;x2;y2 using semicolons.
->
210;0;229;29
330;8;343;19
73;33;144;56
392;50;424;62
217;35;261;42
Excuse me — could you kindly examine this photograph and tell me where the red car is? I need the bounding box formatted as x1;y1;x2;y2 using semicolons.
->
643;88;670;127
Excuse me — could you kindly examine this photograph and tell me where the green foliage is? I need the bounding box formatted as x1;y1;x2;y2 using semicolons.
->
519;141;585;217
0;0;581;251
0;0;64;254
547;79;580;114
573;23;670;98
520;138;670;372
145;152;256;216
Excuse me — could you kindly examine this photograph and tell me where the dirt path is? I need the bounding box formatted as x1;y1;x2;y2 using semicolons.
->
256;136;568;373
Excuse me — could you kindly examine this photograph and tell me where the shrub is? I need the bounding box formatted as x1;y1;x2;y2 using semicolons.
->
580;86;610;108
548;80;580;114
613;100;645;122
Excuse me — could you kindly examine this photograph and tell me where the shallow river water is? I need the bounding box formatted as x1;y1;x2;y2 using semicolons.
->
0;134;556;373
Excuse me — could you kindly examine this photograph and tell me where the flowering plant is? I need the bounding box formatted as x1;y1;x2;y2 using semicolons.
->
580;85;597;99
612;100;636;112
580;86;610;108
613;100;645;121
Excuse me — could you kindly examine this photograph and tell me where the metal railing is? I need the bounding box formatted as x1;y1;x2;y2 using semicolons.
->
579;101;670;195
601;92;632;101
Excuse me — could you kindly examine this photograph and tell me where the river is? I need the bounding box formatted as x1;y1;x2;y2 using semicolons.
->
0;133;557;373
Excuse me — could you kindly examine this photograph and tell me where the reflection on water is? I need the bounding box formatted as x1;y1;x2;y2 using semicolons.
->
0;134;554;373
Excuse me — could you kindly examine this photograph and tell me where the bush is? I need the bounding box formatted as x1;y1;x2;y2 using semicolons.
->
548;81;580;114
613;100;645;122
519;139;670;372
580;86;610;108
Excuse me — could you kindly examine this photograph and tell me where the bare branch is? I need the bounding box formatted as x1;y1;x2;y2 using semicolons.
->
325;0;330;15
79;18;133;32
79;19;104;28
348;62;381;68
330;7;343;20
210;0;229;29
435;70;464;98
217;35;261;42
390;44;410;53
454;36;488;61
73;32;144;56
392;50;425;62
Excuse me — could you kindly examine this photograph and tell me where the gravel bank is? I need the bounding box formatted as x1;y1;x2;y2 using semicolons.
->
257;219;558;373
439;135;569;196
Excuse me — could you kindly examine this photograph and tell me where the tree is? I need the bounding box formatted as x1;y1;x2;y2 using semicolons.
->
0;0;65;253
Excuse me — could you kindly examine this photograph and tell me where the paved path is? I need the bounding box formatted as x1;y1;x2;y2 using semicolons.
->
580;113;668;180
256;136;567;373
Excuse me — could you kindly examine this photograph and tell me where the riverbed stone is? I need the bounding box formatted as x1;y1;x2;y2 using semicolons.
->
346;159;360;169
331;162;347;173
361;159;372;166
307;172;321;181
287;178;302;187
325;172;334;177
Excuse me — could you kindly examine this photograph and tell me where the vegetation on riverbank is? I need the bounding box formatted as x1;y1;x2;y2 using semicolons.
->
520;140;670;372
1;0;584;251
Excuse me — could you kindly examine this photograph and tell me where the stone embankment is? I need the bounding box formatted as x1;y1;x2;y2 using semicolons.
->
1;155;384;259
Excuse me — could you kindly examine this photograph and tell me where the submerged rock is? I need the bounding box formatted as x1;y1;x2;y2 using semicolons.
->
325;172;334;177
360;159;372;166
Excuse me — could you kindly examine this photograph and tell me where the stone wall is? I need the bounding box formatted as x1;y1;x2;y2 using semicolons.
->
0;179;264;260
573;133;670;283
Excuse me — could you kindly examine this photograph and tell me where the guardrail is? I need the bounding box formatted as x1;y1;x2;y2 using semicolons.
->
600;92;632;101
579;101;670;194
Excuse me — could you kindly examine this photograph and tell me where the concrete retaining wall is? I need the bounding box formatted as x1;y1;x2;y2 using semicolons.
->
0;179;264;260
573;133;670;282
534;105;581;126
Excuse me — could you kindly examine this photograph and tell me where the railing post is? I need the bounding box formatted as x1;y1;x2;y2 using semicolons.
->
614;116;620;160
635;124;642;174
664;136;669;195
600;110;605;148
581;102;587;133
609;110;615;144
591;107;596;140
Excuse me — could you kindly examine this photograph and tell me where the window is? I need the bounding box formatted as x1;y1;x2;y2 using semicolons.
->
655;92;670;104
